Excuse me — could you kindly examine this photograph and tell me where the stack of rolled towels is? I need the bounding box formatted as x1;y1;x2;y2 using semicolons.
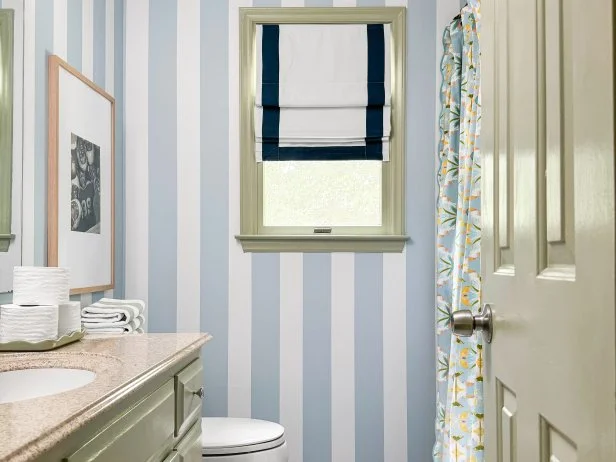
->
0;267;82;343
81;298;145;334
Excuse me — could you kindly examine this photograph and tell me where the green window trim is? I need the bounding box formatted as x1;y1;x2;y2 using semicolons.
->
237;7;408;253
0;10;14;253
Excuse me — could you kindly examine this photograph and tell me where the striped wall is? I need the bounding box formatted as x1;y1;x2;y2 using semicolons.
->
0;0;125;306
125;0;436;461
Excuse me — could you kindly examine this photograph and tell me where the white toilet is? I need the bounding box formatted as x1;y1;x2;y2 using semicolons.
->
201;418;289;461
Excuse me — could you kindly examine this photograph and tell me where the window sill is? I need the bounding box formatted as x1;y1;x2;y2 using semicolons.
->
0;234;15;252
235;234;409;253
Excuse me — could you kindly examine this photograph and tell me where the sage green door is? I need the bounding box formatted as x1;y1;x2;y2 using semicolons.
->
482;0;616;460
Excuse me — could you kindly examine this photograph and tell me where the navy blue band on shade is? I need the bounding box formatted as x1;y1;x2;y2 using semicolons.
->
261;25;280;159
366;24;385;159
260;23;386;161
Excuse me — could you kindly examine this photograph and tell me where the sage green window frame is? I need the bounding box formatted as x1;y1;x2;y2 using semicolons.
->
236;7;408;253
0;10;14;252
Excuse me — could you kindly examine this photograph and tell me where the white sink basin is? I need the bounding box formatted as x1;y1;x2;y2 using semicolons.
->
0;368;96;404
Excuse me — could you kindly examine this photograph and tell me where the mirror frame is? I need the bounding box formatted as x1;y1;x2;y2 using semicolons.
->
0;9;14;252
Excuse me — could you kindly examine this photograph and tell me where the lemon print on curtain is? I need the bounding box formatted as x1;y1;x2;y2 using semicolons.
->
434;2;483;462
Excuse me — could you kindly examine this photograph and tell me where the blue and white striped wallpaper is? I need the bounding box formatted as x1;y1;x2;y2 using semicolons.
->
0;0;125;307
125;0;437;461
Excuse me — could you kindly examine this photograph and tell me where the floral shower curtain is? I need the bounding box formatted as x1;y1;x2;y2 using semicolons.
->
434;2;483;462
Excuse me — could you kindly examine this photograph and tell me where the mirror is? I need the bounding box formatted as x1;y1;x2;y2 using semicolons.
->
0;9;14;252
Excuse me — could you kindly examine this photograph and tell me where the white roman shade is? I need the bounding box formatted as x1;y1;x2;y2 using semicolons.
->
254;23;392;161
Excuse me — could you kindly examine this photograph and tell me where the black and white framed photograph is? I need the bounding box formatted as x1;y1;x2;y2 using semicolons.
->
48;55;115;294
71;133;101;234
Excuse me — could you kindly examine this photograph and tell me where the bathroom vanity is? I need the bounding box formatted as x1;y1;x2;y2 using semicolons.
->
0;333;211;462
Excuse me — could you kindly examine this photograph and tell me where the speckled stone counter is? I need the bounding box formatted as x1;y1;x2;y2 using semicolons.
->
0;333;211;462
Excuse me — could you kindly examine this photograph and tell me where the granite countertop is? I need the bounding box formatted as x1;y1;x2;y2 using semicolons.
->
0;333;211;462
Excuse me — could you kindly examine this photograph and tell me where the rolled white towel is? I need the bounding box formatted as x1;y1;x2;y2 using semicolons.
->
13;267;70;306
0;304;59;342
58;301;82;336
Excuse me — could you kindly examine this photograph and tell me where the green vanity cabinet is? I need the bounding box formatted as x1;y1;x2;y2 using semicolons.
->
45;353;204;462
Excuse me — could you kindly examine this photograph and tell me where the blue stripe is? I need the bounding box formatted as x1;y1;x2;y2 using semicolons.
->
303;254;332;462
114;0;125;297
148;0;177;333
251;253;280;422
35;0;53;266
67;0;82;71
406;3;437;461
93;0;105;87
355;253;384;462
92;292;104;303
305;0;332;5
69;294;81;302
201;0;229;417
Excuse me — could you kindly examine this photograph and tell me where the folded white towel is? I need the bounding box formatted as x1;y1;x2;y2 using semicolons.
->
84;315;144;333
81;302;142;323
98;298;145;314
81;312;123;322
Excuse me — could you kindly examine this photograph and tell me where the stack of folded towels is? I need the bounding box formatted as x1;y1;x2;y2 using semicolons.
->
0;266;82;342
81;298;145;334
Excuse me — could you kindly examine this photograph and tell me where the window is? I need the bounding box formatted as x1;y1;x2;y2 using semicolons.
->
237;7;407;252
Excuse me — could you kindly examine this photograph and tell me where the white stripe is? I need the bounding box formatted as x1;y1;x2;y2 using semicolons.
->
125;0;149;329
281;0;303;6
227;0;253;418
22;0;35;266
176;0;201;333
53;0;67;58
382;3;408;460
82;0;94;79
383;250;408;462
330;1;356;460
105;0;114;95
280;253;303;462
104;0;114;301
331;253;355;462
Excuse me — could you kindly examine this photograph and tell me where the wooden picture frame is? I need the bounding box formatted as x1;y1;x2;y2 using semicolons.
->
47;55;115;294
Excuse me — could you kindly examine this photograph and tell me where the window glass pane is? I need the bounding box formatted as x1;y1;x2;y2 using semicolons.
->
263;161;382;227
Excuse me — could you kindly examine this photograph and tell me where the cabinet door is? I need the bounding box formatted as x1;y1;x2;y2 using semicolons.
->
174;421;202;462
66;380;175;462
174;359;203;437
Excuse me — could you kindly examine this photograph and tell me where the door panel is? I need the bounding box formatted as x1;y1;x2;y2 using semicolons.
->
482;0;616;460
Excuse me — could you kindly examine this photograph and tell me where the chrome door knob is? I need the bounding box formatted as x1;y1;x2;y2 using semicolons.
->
450;304;493;343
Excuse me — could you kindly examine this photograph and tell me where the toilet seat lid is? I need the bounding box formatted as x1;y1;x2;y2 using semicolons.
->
201;418;285;456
